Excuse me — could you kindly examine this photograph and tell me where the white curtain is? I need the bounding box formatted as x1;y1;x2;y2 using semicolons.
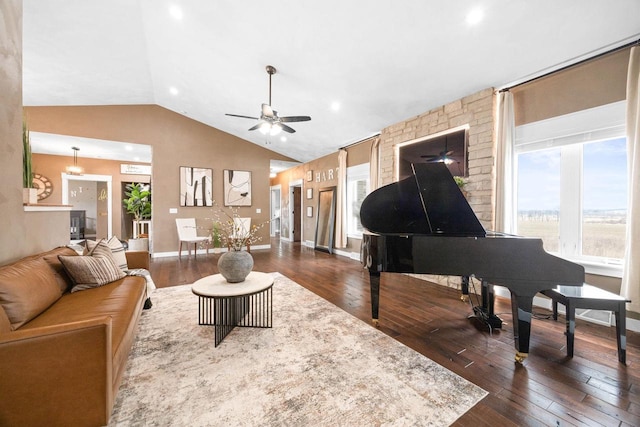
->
369;137;380;190
621;46;640;312
335;148;348;248
494;91;515;233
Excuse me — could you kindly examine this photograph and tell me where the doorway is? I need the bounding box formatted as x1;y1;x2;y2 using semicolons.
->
270;185;281;237
62;173;113;239
289;179;303;242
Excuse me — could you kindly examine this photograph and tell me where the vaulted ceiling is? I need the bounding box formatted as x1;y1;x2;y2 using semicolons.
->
23;0;640;164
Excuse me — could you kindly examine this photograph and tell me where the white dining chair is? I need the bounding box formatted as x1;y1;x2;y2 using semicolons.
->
175;218;209;259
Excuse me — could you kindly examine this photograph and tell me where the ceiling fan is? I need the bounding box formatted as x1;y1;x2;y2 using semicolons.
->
226;65;311;136
421;136;454;164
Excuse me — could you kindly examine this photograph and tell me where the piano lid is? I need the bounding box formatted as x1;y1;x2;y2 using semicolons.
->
360;162;486;236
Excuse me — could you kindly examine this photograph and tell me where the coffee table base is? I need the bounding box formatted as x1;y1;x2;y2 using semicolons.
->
197;287;273;347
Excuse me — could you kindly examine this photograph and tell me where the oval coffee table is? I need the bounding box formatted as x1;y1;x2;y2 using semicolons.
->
191;272;274;347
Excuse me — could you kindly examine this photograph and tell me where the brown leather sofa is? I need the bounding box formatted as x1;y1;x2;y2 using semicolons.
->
0;246;150;427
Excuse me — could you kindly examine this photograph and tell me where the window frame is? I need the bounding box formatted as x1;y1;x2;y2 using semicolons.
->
346;163;370;239
513;101;627;277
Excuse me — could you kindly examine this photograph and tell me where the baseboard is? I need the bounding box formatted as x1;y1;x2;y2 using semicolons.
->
151;244;271;259
304;240;315;248
493;285;640;332
332;248;362;261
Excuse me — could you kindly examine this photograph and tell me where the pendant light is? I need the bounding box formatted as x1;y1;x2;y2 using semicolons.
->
65;146;84;175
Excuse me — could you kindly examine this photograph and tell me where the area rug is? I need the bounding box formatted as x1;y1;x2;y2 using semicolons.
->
109;273;487;426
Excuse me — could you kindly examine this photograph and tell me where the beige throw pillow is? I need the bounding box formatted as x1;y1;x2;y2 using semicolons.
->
85;236;128;271
60;241;126;292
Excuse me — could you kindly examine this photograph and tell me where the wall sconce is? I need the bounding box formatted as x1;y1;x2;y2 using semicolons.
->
65;146;84;175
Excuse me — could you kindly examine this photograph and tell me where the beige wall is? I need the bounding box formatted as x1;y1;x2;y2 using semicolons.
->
0;1;69;265
25;105;295;254
271;152;339;244
32;153;151;240
271;137;375;253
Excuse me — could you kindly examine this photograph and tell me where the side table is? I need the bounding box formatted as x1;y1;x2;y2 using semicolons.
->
191;272;273;347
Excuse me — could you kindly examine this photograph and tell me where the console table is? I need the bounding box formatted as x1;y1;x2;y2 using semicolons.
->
191;272;273;347
541;284;630;364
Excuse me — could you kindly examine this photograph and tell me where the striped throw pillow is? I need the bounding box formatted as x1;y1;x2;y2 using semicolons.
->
85;236;128;271
59;241;126;292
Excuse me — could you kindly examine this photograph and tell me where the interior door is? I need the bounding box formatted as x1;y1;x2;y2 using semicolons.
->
293;186;301;242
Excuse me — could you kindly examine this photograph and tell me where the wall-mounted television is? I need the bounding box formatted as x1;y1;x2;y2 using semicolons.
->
397;127;468;181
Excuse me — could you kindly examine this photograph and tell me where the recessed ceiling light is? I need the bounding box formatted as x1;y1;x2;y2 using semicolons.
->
280;136;287;142
169;5;183;20
466;8;484;25
331;101;341;111
169;86;179;95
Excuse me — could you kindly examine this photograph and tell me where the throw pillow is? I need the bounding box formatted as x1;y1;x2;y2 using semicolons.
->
85;237;128;271
59;241;126;293
106;236;128;270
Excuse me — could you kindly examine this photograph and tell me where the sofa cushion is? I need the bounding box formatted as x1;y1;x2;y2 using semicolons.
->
86;237;128;271
59;241;126;293
0;258;65;330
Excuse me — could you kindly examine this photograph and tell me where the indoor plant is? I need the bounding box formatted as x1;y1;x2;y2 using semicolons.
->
207;203;268;282
22;119;37;204
123;183;151;249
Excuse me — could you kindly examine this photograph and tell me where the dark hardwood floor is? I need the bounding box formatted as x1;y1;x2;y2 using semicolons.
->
149;238;640;426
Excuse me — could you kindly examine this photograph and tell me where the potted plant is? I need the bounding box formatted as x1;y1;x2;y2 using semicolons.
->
22;120;37;204
454;176;468;199
211;221;223;253
123;183;151;249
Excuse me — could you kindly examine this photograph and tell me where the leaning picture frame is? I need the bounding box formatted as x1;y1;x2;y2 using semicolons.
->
223;169;252;206
179;166;213;207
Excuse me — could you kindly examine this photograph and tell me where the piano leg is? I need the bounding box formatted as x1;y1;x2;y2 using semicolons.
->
369;271;381;327
510;293;534;363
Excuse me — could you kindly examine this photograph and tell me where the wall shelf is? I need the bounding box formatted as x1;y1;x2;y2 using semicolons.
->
23;204;73;212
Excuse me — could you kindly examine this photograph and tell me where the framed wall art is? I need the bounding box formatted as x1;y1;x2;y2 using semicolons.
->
180;166;213;207
223;169;252;206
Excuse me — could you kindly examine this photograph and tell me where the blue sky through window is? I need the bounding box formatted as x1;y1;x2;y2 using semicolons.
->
518;138;627;212
583;138;627;211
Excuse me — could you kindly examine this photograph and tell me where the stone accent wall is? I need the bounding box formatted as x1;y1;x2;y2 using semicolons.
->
378;88;497;288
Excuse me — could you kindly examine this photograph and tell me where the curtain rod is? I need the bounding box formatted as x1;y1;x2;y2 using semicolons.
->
500;37;640;93
339;133;381;150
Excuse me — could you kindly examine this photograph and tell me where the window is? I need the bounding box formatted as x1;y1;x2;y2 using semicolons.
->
346;163;370;238
514;101;627;273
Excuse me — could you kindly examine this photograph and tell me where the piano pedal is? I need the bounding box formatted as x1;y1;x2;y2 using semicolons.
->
469;306;504;333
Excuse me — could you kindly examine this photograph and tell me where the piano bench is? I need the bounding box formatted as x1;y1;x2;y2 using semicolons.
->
540;284;630;364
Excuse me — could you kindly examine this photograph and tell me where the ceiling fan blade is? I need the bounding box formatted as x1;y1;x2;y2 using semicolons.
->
248;121;265;131
280;115;311;123
262;104;275;118
226;113;259;120
280;123;296;133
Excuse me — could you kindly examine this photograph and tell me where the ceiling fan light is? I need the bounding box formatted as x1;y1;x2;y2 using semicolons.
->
259;122;271;135
270;123;283;136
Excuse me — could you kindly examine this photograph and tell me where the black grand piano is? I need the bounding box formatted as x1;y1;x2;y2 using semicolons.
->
360;163;584;363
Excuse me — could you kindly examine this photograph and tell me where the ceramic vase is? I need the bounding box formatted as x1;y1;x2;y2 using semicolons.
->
217;251;253;283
